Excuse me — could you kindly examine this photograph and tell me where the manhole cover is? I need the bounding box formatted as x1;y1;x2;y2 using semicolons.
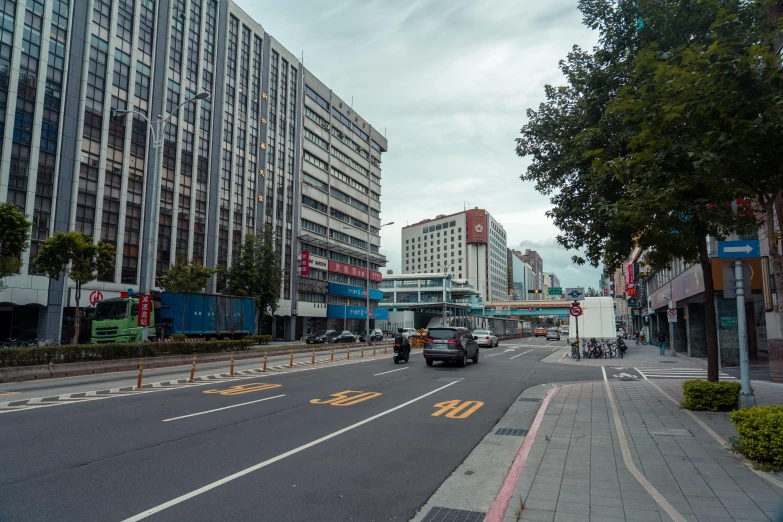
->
495;428;528;436
650;428;694;437
437;377;464;383
518;397;542;402
421;507;486;522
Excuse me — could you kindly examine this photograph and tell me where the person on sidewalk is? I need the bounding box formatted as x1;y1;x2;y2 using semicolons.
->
657;329;666;355
634;331;640;345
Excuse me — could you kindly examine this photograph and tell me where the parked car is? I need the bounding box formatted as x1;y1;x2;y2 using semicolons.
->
401;328;417;339
306;330;336;344
329;331;356;343
423;327;479;367
546;328;561;341
534;327;548;337
560;327;570;336
472;329;499;347
358;328;384;342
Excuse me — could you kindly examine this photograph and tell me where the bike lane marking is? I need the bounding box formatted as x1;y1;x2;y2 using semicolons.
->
509;350;533;360
122;379;462;522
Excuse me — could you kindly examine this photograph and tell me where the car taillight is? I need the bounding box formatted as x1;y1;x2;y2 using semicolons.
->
447;339;460;344
484;336;489;339
424;338;433;343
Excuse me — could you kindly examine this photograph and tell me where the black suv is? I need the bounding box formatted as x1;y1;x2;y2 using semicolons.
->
358;329;384;342
329;331;356;343
423;327;479;367
306;330;335;344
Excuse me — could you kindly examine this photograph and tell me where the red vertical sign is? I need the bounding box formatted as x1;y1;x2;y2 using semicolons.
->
137;294;152;327
626;263;635;289
300;250;310;276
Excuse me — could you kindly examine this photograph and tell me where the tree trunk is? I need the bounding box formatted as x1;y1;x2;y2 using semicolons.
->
73;283;81;345
697;235;719;382
182;293;188;335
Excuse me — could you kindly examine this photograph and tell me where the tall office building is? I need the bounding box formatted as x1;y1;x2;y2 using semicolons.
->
0;0;386;341
521;249;544;300
400;208;507;302
508;248;533;300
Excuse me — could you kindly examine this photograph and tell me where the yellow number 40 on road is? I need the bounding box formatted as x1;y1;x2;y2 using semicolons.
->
432;400;484;419
310;390;381;406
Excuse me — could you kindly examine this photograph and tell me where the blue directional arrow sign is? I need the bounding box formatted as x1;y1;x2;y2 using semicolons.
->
717;240;760;259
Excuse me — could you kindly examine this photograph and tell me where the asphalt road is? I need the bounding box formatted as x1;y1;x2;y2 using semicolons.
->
0;336;603;521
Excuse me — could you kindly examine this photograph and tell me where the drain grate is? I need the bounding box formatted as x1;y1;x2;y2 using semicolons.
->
421;507;486;522
495;428;528;436
518;397;542;402
437;377;464;382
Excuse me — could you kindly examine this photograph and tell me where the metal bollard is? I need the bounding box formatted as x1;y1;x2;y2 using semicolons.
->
289;348;294;368
188;354;197;382
331;346;334;362
263;351;268;372
136;357;144;390
229;351;235;377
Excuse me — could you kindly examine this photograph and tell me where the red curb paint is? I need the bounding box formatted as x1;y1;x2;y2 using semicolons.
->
484;387;559;522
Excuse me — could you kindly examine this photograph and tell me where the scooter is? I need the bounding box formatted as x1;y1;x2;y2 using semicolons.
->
393;341;410;364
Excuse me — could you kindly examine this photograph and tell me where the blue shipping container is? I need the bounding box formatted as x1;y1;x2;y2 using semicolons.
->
160;292;255;337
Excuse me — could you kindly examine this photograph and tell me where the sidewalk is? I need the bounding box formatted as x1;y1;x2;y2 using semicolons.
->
499;377;783;522
543;342;708;369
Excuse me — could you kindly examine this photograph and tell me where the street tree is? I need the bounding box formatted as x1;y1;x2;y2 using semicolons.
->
0;202;32;293
33;232;115;344
586;287;602;297
158;253;214;335
516;0;772;381
223;226;282;333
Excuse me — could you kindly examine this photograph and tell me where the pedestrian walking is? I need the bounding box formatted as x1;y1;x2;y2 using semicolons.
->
634;331;640;345
657;329;666;355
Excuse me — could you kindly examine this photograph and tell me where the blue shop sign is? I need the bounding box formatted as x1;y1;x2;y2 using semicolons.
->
326;305;389;320
328;282;383;301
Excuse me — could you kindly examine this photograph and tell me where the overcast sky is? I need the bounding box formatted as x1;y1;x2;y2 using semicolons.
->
236;0;602;288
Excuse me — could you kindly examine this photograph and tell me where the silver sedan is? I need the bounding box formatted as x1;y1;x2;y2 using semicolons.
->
472;330;498;347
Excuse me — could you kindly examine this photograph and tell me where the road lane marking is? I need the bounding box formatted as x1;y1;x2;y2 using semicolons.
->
0;391;19;396
310;390;381;406
432;400;484;418
162;394;286;422
601;367;686;522
509;350;533;360
374;368;408;376
203;383;281;395
123;380;461;521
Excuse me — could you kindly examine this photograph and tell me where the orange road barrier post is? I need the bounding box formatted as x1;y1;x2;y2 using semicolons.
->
188;354;197;382
347;347;350;360
312;347;315;365
361;345;365;358
263;351;268;372
373;346;376;357
384;345;387;355
289;348;294;368
136;357;144;390
229;351;235;377
331;346;335;362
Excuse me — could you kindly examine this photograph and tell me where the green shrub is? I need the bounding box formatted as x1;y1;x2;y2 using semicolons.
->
0;340;253;367
242;334;272;345
171;334;187;342
730;405;783;470
682;380;741;411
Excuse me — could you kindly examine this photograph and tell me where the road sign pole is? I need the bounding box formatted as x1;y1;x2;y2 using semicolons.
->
734;260;755;407
668;275;677;357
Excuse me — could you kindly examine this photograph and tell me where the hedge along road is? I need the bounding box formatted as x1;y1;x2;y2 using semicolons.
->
0;340;602;522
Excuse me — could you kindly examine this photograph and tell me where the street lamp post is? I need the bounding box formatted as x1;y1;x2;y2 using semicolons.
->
114;92;210;342
343;221;393;346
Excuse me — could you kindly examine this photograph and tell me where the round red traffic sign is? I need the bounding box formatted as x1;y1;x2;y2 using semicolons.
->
569;305;583;317
89;290;104;306
667;309;677;317
528;307;533;312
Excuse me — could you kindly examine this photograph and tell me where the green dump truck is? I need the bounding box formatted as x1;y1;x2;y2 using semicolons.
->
91;296;154;343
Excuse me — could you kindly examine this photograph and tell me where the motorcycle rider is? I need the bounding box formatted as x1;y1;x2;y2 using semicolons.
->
394;328;410;360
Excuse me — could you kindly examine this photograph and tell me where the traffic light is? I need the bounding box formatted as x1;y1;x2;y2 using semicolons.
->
527;289;541;294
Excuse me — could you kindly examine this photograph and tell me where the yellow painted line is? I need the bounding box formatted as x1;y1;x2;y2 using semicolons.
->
310;390;381;406
203;383;281;396
0;391;20;397
601;367;686;522
432;400;484;419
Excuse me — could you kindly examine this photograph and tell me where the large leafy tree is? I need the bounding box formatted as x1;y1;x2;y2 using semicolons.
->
33;232;115;344
517;0;775;381
158;253;215;334
222;226;282;333
0;203;32;292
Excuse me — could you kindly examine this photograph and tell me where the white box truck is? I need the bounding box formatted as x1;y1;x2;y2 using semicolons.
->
568;296;616;341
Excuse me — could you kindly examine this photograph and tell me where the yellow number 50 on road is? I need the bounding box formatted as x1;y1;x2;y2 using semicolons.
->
310;390;381;406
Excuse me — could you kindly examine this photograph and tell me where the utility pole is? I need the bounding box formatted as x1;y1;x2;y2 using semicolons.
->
668;273;676;357
731;200;755;407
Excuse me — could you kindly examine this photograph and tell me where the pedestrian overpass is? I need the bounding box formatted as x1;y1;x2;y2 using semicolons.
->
483;300;573;317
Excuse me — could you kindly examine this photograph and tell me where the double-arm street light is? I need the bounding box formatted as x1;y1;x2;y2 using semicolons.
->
114;92;210;342
343;221;394;345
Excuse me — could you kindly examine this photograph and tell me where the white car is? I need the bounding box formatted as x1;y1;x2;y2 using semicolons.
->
472;329;498;347
401;328;417;339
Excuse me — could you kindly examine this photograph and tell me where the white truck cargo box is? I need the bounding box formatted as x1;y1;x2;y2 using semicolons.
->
568;296;615;341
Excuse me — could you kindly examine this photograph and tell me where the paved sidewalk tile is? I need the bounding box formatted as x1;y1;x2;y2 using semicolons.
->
501;379;783;522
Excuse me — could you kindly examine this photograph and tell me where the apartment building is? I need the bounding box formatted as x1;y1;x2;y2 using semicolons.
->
0;0;386;341
401;208;508;302
520;249;544;300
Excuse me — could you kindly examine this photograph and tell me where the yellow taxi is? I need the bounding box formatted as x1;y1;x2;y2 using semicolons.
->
534;326;548;337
